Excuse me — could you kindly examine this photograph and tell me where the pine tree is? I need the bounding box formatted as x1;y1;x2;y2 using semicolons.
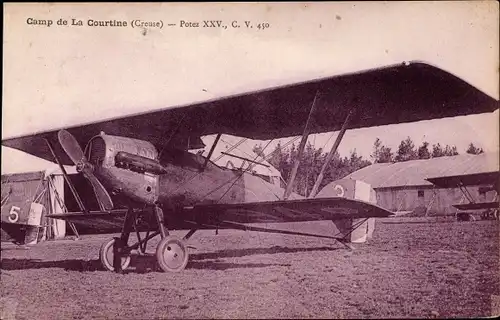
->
371;138;394;163
466;143;484;154
432;143;459;157
395;137;418;162
417;141;431;159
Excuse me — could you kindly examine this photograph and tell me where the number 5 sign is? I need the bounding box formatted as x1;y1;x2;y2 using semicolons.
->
8;206;21;223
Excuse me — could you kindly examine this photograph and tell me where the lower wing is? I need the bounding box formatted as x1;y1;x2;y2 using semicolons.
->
185;197;393;225
46;197;393;230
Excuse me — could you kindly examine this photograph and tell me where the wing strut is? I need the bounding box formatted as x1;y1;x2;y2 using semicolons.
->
283;91;320;200
201;133;222;171
46;175;80;239
309;110;354;198
45;138;88;213
458;183;476;204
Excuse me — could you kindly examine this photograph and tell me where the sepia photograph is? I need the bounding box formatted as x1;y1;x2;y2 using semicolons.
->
1;2;499;319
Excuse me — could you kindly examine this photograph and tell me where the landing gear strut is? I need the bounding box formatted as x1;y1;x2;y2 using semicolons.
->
98;205;191;273
99;237;131;272
153;205;189;273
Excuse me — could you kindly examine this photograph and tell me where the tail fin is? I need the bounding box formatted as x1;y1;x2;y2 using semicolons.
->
315;179;377;243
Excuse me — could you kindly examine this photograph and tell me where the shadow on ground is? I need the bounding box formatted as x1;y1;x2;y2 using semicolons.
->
0;245;339;273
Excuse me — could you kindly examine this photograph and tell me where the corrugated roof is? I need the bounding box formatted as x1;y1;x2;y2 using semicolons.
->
345;152;499;189
1;165;78;180
1;171;45;183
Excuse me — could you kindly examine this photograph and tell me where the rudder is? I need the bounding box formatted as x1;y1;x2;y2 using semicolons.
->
315;179;377;243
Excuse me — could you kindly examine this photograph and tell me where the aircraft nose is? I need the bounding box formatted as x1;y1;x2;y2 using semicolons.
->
76;160;94;173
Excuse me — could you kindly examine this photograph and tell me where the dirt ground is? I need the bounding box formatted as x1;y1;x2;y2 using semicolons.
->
1;217;499;319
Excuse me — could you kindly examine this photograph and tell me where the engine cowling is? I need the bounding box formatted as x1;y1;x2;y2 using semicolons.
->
85;132;159;168
84;132;161;205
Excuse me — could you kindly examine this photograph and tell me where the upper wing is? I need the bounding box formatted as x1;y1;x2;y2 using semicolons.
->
4;61;498;165
426;171;500;188
46;198;393;230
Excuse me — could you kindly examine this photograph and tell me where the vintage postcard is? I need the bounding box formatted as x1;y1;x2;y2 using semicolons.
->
2;2;499;319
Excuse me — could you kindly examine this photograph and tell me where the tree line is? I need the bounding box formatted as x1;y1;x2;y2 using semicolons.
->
253;137;484;197
372;138;483;163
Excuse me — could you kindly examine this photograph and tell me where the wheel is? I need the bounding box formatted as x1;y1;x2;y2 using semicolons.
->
99;238;131;272
156;235;189;272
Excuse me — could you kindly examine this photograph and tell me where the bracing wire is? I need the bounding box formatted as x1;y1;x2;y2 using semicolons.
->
168;136;247;195
199;139;275;204
212;137;247;163
170;134;299;203
158;114;187;159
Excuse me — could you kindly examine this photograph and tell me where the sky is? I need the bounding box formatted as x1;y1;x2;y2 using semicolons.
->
2;2;499;174
200;109;499;164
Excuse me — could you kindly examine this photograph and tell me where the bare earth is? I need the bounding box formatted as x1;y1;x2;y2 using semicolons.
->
1;217;499;319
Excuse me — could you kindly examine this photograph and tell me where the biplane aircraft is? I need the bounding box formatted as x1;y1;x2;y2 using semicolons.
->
427;171;500;221
2;61;498;273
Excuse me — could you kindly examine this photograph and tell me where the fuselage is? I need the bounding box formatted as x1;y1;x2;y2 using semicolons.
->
86;133;299;212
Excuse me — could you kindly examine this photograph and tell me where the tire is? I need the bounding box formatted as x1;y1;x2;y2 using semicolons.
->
99;238;131;272
156;235;189;272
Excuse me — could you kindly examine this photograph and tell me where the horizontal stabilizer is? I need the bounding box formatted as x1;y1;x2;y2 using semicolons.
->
453;202;499;211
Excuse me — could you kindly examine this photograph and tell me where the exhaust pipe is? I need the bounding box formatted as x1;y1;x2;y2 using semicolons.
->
115;151;169;175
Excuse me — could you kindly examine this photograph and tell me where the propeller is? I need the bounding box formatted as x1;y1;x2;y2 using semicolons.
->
58;129;114;211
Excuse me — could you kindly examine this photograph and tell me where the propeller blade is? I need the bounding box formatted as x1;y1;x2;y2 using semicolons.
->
57;129;114;211
58;129;85;164
82;170;114;211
